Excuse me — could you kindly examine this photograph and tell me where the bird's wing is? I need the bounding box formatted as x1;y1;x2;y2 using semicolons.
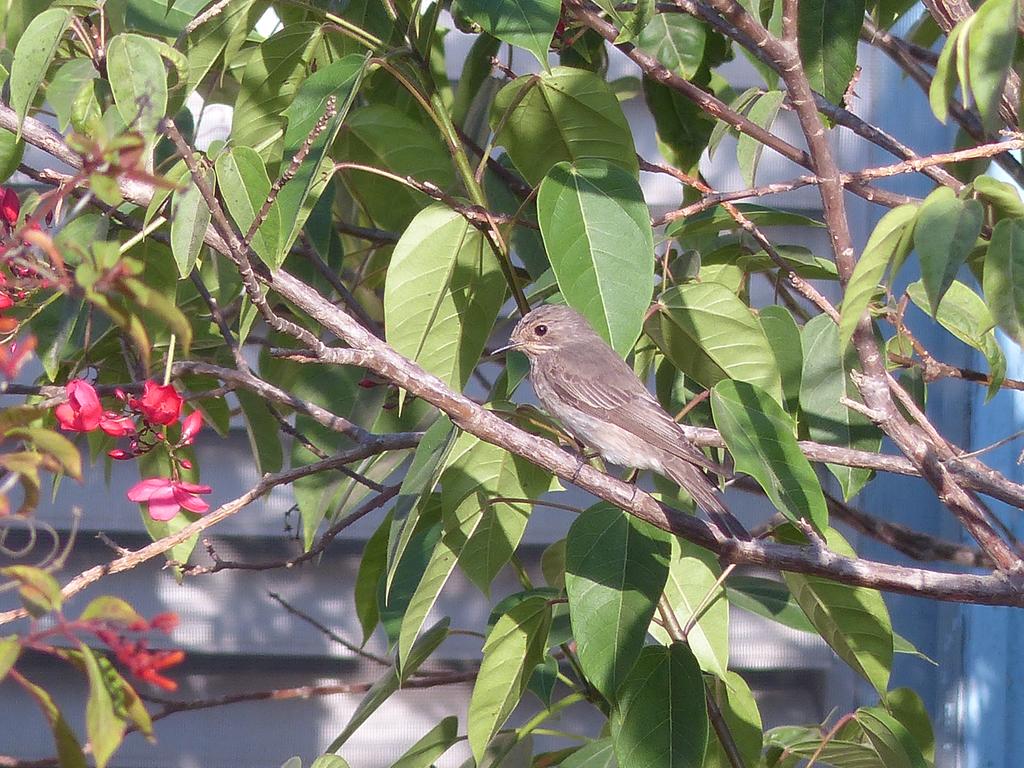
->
543;354;722;474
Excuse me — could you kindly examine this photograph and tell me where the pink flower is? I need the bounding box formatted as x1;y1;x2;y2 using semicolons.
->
100;412;136;437
0;187;20;230
55;379;103;432
127;477;212;521
179;410;203;445
130;381;183;426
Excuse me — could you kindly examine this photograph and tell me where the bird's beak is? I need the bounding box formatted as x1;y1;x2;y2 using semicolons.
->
490;340;521;356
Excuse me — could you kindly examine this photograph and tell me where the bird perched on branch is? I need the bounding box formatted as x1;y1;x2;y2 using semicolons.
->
496;303;745;539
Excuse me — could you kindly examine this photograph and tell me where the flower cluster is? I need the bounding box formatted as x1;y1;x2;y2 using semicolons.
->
54;378;211;521
91;611;185;691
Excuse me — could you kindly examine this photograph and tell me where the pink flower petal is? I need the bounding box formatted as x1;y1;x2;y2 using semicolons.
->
126;477;173;502
174;481;212;494
145;486;181;521
175;492;210;515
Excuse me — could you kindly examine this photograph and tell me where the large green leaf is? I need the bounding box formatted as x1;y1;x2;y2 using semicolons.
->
758;305;802;416
231;23;323;151
974;175;1024;221
467;596;552;761
736;90;785;187
913;187;983;316
446;431;555;593
391;717;460;768
840;204;918;349
800;314;883;500
458;0;560;66
274;54;367;264
885;688;936;763
907;279;1005;399
643;79;715;174
386;416;457;597
384;205;507;390
712;379;828;531
966;0;1018;128
184;0;262;92
647;283;782;401
19;673;88;768
561;739;617;768
336;104;457;232
491;67;638;185
610;643;708;768
355;510;393;645
797;0;865;105
327;620;449;752
214;146;282;267
635;13;706;78
854;706;929;768
10;8;72;129
725;575;816;632
703;672;763;768
81;646;125;768
106;33;168;138
983;217;1024;346
776;524;894;695
666;205;823;239
565;503;671;699
537;160;655;355
649;538;729;679
169;163;212;278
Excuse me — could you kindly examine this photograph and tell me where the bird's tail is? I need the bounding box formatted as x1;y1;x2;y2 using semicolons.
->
663;458;750;541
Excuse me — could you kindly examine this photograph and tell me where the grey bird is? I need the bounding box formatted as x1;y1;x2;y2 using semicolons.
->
497;304;741;535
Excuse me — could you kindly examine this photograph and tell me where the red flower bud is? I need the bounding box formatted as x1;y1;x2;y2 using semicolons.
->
107;449;132;460
179;410;203;445
0;188;20;228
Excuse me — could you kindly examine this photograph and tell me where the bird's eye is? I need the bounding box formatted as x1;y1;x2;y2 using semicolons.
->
534;324;548;337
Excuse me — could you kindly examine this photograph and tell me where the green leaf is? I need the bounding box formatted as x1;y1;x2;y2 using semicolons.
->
0;128;24;183
854;706;929;768
327;619;449;752
81;645;125;768
775;523;894;695
907;279;1005;399
967;0;1019;128
122;277;193;355
214;146;281;268
840;204;918;349
19;674;88;768
725;575;816;632
758;306;802;415
311;757;351;768
458;0;560;66
537;160;655;355
106;33;168;137
275;54;367;264
797;0;865;105
800;314;883;500
885;688;936;763
79;596;144;625
649;538;728;679
385;416;457;597
379;506;441;647
913;187;983;316
7;427;82;481
703;672;763;768
611;643;708;768
646;283;783;401
468;596;552;761
355;510;392;645
711;379;828;531
391;716;460;768
448;432;554;593
666;204;823;239
643;79;714;174
0;635;21;681
736;90;785;186
236;389;284;474
384;205;507;391
336;104;456;232
2;565;62;617
983;217;1024;345
169;163;212;278
10;8;72;130
974;175;1024;220
561;738;618;768
231;23;324;151
492;67;638;186
635;13;706;78
565;503;671;699
929;23;962;123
